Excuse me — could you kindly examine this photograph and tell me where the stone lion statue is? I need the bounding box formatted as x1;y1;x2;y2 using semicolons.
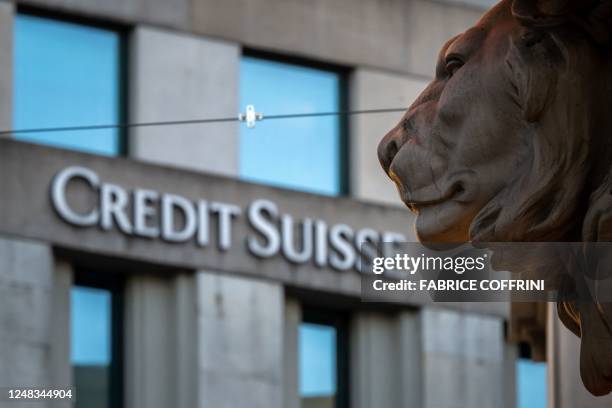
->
377;0;612;396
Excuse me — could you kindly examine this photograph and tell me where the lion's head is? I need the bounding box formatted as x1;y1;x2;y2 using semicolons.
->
378;0;612;396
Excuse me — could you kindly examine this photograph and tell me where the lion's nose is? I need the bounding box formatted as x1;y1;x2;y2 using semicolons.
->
378;127;405;175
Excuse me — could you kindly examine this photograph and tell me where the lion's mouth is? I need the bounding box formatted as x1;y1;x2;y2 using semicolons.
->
389;170;471;212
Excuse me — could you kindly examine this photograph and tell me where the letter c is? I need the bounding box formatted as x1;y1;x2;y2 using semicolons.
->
51;166;100;226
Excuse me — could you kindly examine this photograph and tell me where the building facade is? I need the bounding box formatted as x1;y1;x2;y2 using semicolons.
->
0;0;601;407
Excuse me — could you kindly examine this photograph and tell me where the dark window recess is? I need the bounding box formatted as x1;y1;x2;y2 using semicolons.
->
300;309;349;408
71;273;123;408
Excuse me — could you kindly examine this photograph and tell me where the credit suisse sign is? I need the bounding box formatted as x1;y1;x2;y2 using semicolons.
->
51;166;406;273
0;139;414;297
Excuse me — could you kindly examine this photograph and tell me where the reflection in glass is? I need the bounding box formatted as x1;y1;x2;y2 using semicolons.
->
71;286;112;408
240;57;342;196
300;323;337;408
14;15;121;155
517;359;547;408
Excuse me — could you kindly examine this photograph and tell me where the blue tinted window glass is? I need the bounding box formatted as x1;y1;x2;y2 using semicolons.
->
71;286;111;365
14;15;121;156
517;359;547;408
71;286;112;408
300;323;337;398
240;57;341;196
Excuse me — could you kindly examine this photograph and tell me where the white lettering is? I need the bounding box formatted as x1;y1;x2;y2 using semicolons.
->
211;202;241;251
133;189;159;238
101;183;133;234
329;224;355;271
161;194;196;242
281;215;313;264
247;199;280;258
51;166;100;226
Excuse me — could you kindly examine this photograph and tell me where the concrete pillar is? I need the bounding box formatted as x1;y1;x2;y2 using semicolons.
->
50;260;73;408
420;308;510;408
196;272;283;408
0;1;13;133
398;311;424;408
350;312;400;408
351;309;508;408
547;303;612;407
173;274;198;408
349;68;429;206
350;310;421;408
129;26;239;175
124;273;197;408
502;342;517;408
283;298;301;408
0;236;71;407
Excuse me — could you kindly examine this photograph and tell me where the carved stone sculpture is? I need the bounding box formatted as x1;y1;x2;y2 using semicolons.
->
377;0;612;396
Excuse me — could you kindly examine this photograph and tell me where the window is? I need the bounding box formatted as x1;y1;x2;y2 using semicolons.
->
516;343;547;408
14;14;123;155
71;277;123;408
299;311;348;408
517;359;547;408
240;55;346;196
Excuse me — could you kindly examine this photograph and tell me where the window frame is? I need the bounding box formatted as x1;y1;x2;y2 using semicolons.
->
14;6;130;156
73;270;125;408
301;308;350;408
241;49;350;196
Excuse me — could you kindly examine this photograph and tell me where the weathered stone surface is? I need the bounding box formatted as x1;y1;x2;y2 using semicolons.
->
196;272;283;408
130;27;239;176
0;2;12;133
124;273;198;408
18;0;190;29
377;0;612;397
0;236;71;408
421;308;508;408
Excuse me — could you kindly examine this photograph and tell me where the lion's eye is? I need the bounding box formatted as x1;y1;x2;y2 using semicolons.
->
445;57;464;78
